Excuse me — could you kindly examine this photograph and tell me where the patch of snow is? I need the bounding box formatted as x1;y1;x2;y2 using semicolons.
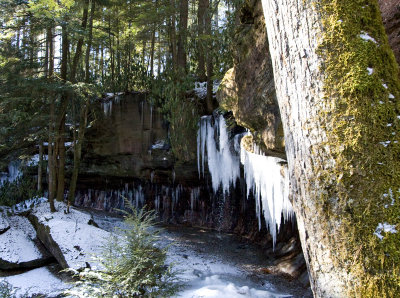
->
0;216;42;266
374;222;397;241
151;139;167;150
194;81;220;99
31;201;111;270
12;197;47;213
360;32;377;44
379;141;391;147
1;267;69;297
367;67;373;75
26;154;48;166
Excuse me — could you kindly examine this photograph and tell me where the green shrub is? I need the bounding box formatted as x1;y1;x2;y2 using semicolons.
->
65;205;181;297
0;174;40;207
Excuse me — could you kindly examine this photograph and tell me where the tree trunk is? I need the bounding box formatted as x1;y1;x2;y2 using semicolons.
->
55;24;69;203
67;101;89;206
177;0;188;74
205;0;213;111
261;0;400;296
169;0;178;72
150;27;156;76
85;0;95;83
46;26;56;212
70;0;89;82
197;0;207;81
37;143;43;193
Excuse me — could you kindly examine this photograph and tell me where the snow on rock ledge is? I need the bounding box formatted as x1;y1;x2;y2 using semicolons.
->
0;215;53;270
28;201;110;270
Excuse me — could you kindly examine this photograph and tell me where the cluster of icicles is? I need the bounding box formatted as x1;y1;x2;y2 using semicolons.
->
197;115;294;248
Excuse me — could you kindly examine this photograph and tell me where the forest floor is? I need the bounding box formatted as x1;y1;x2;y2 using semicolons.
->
1;207;312;297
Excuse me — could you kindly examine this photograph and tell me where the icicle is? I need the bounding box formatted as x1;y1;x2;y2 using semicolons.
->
197;115;240;195
241;146;293;249
190;187;200;211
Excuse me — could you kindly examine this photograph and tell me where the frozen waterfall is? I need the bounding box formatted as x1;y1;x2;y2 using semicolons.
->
197;114;293;248
197;115;241;194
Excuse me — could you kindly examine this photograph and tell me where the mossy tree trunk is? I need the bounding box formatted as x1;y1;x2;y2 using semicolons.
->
261;0;400;296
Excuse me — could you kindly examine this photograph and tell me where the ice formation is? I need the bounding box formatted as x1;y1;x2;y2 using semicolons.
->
0;161;21;186
240;145;293;248
197;115;240;194
197;115;293;248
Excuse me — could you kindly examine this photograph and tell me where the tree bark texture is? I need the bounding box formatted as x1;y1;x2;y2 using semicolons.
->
261;0;400;296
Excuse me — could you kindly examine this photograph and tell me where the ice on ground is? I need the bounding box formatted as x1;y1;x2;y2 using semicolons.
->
1;267;69;297
31;201;111;270
374;222;398;240
178;274;290;298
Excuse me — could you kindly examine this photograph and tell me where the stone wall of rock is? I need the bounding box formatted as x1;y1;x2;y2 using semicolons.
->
217;0;284;158
379;0;400;68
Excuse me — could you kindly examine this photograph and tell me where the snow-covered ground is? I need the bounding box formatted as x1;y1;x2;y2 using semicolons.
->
94;212;310;298
1;208;310;297
1;266;69;297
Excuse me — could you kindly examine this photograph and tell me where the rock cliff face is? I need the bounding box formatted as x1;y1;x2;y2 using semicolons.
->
76;93;301;265
379;0;400;68
217;0;284;158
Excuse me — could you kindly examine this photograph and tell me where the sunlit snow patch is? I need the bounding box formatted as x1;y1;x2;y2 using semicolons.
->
360;31;378;44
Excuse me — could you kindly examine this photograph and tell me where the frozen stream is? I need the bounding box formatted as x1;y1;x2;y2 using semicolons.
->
1;209;311;297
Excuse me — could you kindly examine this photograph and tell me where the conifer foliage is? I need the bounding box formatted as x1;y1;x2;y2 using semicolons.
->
65;205;180;297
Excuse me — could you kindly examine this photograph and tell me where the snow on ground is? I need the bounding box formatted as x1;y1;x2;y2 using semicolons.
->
31;201;111;270
0;207;309;297
0;216;42;266
1;267;69;297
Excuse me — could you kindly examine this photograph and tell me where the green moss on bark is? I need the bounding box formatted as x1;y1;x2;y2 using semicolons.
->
317;0;400;296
